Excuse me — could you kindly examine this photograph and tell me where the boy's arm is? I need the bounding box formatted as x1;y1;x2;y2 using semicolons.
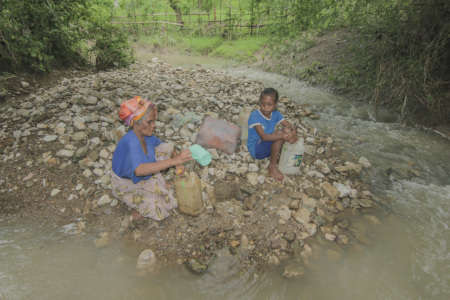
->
280;120;298;143
254;124;285;142
280;119;295;131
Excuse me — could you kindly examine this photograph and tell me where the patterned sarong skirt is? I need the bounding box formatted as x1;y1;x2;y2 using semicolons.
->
111;142;175;221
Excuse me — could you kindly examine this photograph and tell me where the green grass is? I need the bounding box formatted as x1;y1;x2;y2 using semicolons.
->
210;36;268;62
136;33;184;48
134;33;269;63
184;36;224;55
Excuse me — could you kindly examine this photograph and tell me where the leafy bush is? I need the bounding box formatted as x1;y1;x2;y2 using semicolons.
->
91;24;135;70
0;0;134;72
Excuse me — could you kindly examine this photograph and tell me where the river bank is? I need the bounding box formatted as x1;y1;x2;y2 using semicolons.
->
133;30;449;133
0;60;382;276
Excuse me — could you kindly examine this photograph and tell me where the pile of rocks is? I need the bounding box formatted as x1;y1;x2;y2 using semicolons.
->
0;61;376;277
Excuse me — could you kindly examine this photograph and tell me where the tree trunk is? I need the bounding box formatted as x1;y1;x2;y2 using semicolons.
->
168;0;183;26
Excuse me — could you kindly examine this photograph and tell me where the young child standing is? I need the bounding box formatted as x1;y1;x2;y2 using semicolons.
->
247;88;298;182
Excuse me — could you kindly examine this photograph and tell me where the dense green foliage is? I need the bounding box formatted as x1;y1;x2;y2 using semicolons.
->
0;0;134;72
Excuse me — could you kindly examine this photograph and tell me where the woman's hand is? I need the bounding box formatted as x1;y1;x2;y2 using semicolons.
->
173;149;193;165
175;164;186;176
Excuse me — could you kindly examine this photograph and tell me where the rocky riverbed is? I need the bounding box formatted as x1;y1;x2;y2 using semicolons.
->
0;60;378;277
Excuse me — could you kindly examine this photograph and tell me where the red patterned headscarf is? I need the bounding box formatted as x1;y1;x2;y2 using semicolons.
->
118;96;157;126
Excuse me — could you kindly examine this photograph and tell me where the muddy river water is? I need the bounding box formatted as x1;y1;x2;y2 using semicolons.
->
1;54;449;299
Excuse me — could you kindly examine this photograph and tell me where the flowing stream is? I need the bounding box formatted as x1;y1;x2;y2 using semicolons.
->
1;55;449;299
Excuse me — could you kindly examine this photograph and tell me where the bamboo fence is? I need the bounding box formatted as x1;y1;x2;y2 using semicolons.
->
110;1;267;37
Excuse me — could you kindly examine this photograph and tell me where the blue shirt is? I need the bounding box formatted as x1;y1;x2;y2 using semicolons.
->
247;109;284;158
112;130;163;183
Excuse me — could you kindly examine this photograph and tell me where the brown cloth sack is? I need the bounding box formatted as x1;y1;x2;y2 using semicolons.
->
195;117;241;155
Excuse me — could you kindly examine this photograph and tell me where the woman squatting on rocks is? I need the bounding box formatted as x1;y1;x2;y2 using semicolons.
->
111;96;193;221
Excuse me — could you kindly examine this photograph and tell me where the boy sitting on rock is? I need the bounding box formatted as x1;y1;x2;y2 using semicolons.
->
247;88;298;182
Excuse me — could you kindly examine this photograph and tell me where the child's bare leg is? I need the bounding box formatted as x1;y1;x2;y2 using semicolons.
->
268;132;285;182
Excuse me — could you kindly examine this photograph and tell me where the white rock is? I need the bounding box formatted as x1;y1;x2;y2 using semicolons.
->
42;135;58;142
210;149;220;160
236;165;248;175
304;145;316;156
13;130;22;139
257;175;265;184
86;96;98;105
82;169;93;178
335;183;352;198
97;194;111;206
56;149;74;158
93;168;104;177
247;172;258;185
72;132;88;142
277;205;292;221
248;163;259;172
215;170;226;179
50;189;61;197
179;127;191;138
304;223;317;236
74;121;86;130
54;125;66;135
344;161;363;174
315;160;330;174
165;128;174;136
358;156;371;168
99;149;109;159
293;208;311;224
325;233;336;241
302;197;317;208
223;164;237;173
137;249;157;269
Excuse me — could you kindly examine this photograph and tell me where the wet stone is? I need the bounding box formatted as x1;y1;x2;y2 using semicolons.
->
243;195;257;211
214;182;236;200
304;187;321;199
137;249;157;270
185;258;208;275
88;150;99;162
293;208;311;224
284;231;296;243
289;200;300;210
94;236;110;248
314;216;325;227
283;263;305;279
357;198;373;208
337;235;349;246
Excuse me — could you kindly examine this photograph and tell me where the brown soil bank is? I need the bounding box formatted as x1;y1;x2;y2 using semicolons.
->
252;30;449;133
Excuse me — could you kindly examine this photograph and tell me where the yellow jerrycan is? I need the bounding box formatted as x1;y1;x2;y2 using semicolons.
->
174;171;204;217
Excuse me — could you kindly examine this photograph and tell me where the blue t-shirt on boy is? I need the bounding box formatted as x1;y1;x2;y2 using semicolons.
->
247;109;284;158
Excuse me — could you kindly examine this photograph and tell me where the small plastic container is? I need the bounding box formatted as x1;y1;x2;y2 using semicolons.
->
174;171;204;217
190;144;212;166
278;138;305;175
